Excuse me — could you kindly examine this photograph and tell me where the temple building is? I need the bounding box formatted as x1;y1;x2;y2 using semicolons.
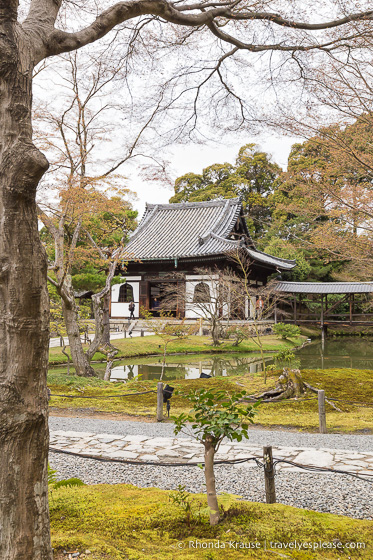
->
110;198;296;319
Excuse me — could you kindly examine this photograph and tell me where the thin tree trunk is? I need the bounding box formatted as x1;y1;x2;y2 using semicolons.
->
103;345;118;381
102;291;111;346
204;438;220;525
61;296;95;377
0;16;52;558
86;260;118;363
211;321;220;346
160;341;168;381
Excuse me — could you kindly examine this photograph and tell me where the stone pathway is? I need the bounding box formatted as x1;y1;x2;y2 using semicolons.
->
50;431;373;475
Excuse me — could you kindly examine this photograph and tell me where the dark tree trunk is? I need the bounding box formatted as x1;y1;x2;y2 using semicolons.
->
0;15;53;559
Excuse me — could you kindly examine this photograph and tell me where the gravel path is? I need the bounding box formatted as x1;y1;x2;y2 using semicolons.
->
49;452;372;520
49;416;373;520
49;416;373;452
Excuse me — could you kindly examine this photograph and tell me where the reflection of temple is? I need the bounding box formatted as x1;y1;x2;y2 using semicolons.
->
110;198;295;319
109;356;270;381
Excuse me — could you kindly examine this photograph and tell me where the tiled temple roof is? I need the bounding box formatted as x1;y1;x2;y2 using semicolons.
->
122;198;296;270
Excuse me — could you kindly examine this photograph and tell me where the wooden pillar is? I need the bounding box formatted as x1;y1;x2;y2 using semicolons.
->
349;293;353;325
318;390;327;434
293;295;297;322
320;294;326;349
156;382;164;422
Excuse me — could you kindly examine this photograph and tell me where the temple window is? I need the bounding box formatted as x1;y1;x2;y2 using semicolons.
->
118;283;134;303
193;282;211;303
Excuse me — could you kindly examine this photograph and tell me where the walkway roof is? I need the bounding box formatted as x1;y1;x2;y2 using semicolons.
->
275;282;373;294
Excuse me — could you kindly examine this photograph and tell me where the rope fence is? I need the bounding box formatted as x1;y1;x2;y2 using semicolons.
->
48;382;373;433
49;444;373;511
48;391;372;406
49;446;373;484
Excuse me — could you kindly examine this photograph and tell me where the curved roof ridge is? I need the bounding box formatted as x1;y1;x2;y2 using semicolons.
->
246;246;296;266
210;232;240;246
146;197;241;211
212;198;240;239
127;204;159;242
198;199;231;244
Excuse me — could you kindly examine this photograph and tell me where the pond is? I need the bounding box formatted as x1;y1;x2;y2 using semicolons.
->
50;336;373;382
296;336;373;370
101;336;373;381
96;353;270;382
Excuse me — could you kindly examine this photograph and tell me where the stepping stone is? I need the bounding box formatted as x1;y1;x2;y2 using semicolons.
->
216;445;232;453
140;454;160;462
97;436;123;444
124;445;148;452
124;435;149;443
109;450;138;459
80;447;104;455
295;450;334;468
143;438;176;446
336;453;368;460
156;449;179;457
342;460;371;468
174;440;199;447
53;431;94;438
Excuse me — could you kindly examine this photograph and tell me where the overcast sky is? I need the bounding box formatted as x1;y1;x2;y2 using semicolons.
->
130;134;299;217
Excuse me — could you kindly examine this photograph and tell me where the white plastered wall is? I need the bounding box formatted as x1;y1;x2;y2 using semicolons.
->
111;276;141;318
185;274;230;319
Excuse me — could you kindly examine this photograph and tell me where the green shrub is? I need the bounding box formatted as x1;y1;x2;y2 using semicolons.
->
273;322;301;340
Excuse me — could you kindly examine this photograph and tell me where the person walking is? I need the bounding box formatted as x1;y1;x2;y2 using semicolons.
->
129;300;135;321
256;296;264;320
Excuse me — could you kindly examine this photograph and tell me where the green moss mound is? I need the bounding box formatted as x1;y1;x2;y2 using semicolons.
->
48;368;373;433
51;484;372;559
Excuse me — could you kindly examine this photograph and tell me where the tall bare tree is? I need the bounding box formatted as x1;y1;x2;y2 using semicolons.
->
3;1;373;557
36;52;137;376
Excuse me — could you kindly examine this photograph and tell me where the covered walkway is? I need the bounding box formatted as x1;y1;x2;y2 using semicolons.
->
275;282;373;336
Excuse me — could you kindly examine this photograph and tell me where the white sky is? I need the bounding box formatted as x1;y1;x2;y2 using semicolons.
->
130;134;299;217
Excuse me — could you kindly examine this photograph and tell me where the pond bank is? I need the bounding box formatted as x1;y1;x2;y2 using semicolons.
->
49;334;306;366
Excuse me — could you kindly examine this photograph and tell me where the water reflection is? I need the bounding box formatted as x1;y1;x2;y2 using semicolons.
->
101;354;272;382
99;336;373;382
297;337;373;370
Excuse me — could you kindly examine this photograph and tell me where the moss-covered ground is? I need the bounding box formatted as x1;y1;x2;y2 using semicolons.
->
49;335;305;365
51;484;372;559
48;367;373;433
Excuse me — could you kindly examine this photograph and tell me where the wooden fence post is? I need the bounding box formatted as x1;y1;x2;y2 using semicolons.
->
318;390;327;433
263;446;276;504
157;382;164;422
